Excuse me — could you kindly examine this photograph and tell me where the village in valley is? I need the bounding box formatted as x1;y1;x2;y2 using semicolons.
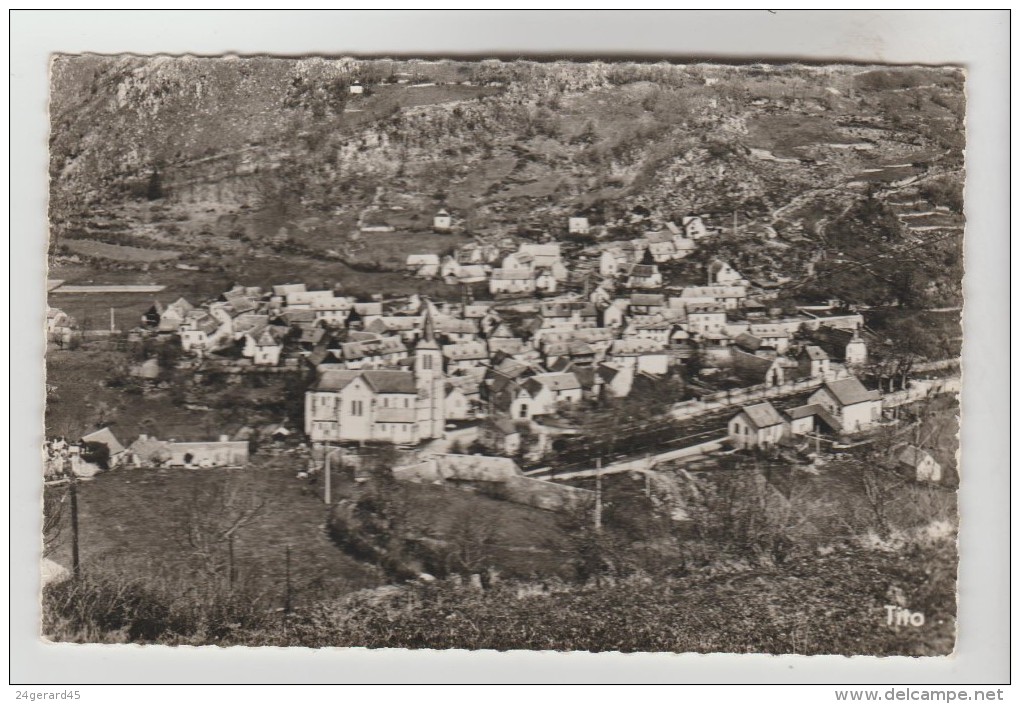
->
42;56;963;652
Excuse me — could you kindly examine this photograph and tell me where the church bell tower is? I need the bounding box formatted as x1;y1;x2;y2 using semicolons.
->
414;302;445;440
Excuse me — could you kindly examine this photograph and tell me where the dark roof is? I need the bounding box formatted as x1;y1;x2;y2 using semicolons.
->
630;293;666;306
737;402;785;430
300;328;326;345
597;362;622;382
194;315;220;336
821;377;881;406
629;264;659;277
572;366;597;389
786;403;823;420
801;345;829;361
315;370;361;392
283;309;317;325
734;332;763;352
548;357;575;373
534;372;582;392
314;369;417;394
540;301;596;318
362;370;418;394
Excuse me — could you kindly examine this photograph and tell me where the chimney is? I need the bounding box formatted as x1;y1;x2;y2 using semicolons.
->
219;434;230;443
138;434;148;442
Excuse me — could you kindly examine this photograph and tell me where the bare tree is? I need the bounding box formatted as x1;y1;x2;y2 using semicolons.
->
443;507;499;579
43;486;67;558
180;475;268;588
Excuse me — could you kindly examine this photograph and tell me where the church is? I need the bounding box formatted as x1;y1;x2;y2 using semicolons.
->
304;308;446;445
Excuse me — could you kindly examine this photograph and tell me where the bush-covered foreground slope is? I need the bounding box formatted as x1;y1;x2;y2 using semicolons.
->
44;529;955;655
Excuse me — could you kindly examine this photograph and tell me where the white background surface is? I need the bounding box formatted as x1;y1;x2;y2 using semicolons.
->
8;9;1011;685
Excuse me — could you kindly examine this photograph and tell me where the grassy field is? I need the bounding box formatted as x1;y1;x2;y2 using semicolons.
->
47;246;471;329
46;347;213;440
63;240;182;263
745;115;844;159
367;481;574;579
46;461;382;607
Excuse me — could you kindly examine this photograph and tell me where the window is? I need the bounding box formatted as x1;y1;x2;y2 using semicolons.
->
351;400;364;416
423;355;433;370
403;398;409;408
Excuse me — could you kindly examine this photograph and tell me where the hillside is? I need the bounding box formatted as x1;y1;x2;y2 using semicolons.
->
49;57;965;308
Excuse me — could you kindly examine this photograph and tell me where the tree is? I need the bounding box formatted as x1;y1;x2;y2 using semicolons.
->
180;475;269;588
146;169;164;201
81;441;111;470
43;487;66;558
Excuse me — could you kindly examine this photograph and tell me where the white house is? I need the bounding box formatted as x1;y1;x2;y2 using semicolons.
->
898;446;943;483
568;216;590;235
406;254;441;279
709;260;747;286
749;324;791;353
728;402;787;450
501;252;534;272
312;296;354;326
519;373;583;415
643;232;678;262
679;285;747;310
349;81;364;95
606;339;669;375
246;326;286;366
685;303;727;336
808;377;883;433
456;265;489;285
518;243;562;269
600;248;627;277
490;270;536;295
179;313;224;353
797;345;831;378
442;341;489;373
596;362;635;398
626;264;663;289
682;215;710;240
433;209;452;233
845;330;869;366
534;269;558;293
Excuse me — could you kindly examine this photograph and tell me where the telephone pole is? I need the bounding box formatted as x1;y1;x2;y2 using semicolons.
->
324;443;332;505
69;475;80;578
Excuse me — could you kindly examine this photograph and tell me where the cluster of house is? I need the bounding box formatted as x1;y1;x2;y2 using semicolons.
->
727;376;883;450
46;307;78;346
592;215;714;288
406;239;570;295
43;427;254;478
405;212;719;296
301;299;660;454
129;252;877;456
726;377;945;483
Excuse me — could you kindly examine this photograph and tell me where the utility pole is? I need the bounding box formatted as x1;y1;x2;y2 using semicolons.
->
284;544;292;615
324;443;332;505
109;307;115;333
733;209;738;237
69;475;80;578
228;534;236;589
594;456;603;532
